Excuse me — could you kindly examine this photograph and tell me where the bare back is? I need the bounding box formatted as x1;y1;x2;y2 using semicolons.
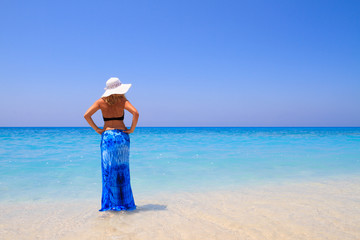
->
98;97;127;131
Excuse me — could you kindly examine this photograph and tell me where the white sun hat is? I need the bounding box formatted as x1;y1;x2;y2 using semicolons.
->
102;77;132;97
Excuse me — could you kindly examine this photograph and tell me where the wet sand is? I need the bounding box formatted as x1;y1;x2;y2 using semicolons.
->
1;175;360;240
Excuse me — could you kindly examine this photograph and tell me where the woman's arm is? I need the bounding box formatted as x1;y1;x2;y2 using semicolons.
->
123;100;139;134
84;99;104;135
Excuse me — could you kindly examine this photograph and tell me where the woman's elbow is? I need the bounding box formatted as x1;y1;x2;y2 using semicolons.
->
134;111;139;118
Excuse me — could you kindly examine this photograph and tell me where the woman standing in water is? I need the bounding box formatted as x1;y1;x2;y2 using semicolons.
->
84;77;139;211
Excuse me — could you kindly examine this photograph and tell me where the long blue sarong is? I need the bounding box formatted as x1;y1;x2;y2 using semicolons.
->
99;129;136;211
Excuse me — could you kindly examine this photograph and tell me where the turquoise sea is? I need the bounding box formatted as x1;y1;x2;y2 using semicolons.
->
0;127;359;202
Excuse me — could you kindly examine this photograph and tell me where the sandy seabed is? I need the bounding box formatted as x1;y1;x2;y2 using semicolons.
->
1;176;360;240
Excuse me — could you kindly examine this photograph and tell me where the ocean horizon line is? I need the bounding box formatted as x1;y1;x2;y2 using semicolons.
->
0;126;359;128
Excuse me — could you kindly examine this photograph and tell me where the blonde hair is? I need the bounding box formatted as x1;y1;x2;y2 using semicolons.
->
102;94;127;105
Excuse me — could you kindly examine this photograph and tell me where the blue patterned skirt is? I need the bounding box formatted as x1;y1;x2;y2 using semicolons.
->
99;129;136;211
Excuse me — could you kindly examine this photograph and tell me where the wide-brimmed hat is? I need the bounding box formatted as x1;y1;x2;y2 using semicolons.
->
102;77;132;97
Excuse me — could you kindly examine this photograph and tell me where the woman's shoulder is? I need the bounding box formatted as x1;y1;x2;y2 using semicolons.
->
96;98;106;107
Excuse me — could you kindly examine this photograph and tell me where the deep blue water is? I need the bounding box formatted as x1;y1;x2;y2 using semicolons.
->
0;127;359;202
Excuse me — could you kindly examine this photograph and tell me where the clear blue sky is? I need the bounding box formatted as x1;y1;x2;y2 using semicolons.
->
0;0;359;127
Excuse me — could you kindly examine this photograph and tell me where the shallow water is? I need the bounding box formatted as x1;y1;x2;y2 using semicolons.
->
1;176;359;240
0;127;360;202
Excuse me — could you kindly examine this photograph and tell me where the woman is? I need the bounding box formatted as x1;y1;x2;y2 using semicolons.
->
84;77;139;211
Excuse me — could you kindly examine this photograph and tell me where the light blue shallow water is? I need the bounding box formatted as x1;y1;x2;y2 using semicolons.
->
0;127;359;202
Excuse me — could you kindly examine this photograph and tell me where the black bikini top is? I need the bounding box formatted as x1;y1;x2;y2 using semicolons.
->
103;111;124;121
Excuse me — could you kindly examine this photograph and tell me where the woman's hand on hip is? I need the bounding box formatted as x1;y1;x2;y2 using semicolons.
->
96;128;105;135
123;128;134;134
